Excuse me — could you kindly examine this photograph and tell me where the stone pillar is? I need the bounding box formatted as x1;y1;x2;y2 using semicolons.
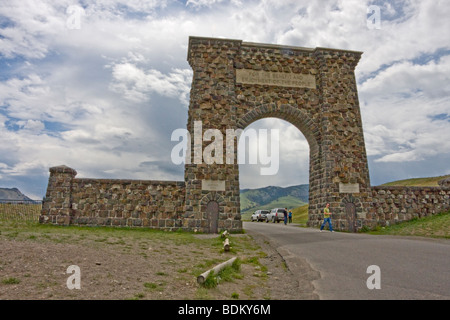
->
40;165;77;226
184;37;243;232
312;48;373;231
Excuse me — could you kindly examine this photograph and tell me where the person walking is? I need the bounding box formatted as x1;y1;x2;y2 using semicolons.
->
288;209;292;223
320;203;334;232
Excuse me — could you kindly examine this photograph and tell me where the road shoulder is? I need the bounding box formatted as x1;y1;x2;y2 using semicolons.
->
245;228;320;300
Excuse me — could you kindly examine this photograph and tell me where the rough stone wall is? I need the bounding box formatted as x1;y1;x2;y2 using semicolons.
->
371;186;450;226
184;37;242;232
40;165;77;225
70;179;186;229
40;165;194;231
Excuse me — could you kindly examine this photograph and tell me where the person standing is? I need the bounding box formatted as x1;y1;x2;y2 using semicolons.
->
283;208;288;225
288;209;293;223
320;203;334;232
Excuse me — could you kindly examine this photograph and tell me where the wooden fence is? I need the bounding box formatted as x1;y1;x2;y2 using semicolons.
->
0;200;42;222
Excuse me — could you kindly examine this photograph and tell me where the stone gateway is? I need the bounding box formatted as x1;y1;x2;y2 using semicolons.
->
40;37;450;232
183;36;372;231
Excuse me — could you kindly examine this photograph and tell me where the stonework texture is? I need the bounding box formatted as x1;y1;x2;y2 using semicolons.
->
371;186;450;226
40;164;242;232
40;37;450;232
185;36;372;231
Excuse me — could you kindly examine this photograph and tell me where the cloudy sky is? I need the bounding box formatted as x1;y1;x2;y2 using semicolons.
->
0;0;449;199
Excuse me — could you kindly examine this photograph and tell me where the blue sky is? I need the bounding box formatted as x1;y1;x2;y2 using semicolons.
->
0;0;449;199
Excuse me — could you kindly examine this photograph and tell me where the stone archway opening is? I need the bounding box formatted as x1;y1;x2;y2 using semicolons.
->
234;104;322;227
237;117;310;220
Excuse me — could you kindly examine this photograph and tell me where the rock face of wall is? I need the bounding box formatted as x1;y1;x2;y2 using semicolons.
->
40;165;243;232
371;186;450;226
70;179;186;229
40;165;190;230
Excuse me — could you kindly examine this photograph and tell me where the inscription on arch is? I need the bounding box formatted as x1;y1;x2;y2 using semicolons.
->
236;69;316;89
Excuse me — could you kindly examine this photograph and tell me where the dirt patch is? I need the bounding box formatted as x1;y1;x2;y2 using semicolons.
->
0;224;317;300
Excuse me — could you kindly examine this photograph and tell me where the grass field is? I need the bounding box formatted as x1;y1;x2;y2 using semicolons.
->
291;204;309;225
380;174;450;187
366;210;450;239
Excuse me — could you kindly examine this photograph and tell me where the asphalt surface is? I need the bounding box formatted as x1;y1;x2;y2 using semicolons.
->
244;221;450;300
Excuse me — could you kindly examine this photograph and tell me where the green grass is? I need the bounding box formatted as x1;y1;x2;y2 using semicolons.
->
291;204;309;225
366;210;450;239
144;282;165;292
0;219;202;246
200;258;242;289
2;277;20;285
380;174;450;187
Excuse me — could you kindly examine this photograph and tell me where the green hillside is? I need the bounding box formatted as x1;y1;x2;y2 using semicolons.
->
241;184;308;211
291;204;309;225
241;196;307;221
380;174;450;187
240;184;309;221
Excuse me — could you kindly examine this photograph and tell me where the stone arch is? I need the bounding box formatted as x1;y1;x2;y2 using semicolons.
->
236;103;320;152
200;192;225;218
185;36;373;232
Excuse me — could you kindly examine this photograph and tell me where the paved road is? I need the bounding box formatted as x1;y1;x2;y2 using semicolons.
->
244;221;450;300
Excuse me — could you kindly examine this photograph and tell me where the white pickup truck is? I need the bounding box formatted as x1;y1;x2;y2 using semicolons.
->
266;208;286;223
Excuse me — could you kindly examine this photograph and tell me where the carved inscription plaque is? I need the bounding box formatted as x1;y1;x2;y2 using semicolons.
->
236;69;316;89
202;180;226;191
339;183;360;194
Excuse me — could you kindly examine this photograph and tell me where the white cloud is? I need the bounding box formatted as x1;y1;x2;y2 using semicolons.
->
17;119;45;133
186;0;242;9
360;52;450;163
109;62;192;105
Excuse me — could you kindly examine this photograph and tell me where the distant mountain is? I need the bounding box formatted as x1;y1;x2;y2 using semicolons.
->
0;188;33;202
240;184;309;214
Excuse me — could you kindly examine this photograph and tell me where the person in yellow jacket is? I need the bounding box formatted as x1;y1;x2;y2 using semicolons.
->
320;203;334;232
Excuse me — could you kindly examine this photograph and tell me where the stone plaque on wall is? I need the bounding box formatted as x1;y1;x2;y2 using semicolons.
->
202;180;226;191
339;183;360;194
236;69;316;89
